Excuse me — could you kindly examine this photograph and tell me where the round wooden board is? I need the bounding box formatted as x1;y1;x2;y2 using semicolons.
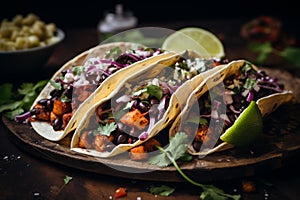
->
2;68;300;182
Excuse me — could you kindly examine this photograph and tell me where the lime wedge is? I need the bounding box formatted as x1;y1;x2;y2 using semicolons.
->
162;27;225;58
220;101;263;147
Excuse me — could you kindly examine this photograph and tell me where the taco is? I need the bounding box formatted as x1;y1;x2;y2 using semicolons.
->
70;50;228;159
169;60;296;156
23;42;176;141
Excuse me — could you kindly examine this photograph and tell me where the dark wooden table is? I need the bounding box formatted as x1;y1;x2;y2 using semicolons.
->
1;19;300;200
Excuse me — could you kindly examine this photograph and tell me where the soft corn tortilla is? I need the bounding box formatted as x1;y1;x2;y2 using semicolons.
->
169;60;296;156
30;42;176;141
70;50;226;158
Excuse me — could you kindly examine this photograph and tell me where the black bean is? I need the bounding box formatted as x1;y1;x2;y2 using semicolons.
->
46;99;53;111
193;141;202;152
150;98;159;105
132;100;139;109
50;89;62;98
38;98;48;106
63;86;73;99
30;108;39;116
61;69;68;76
139;101;149;112
52;118;63;131
117;134;128;144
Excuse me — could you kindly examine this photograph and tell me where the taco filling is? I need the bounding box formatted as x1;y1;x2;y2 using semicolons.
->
24;47;164;131
77;56;225;154
181;62;287;153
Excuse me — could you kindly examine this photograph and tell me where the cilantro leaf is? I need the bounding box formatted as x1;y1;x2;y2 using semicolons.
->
200;185;241;200
0;83;13;105
244;78;257;90
0;80;48;120
248;42;300;68
123;101;135;110
18;83;35;95
49;80;62;90
248;42;273;64
133;85;163;100
0;100;23;113
94;122;117;136
64;175;72;185
3;107;25;120
279;47;300;68
133;88;147;96
147;85;163;100
105;46;122;59
149;132;189;167
72;66;84;76
149;131;241;200
149;185;175;196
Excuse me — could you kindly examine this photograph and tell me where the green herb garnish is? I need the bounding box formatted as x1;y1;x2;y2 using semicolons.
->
248;42;300;68
149;132;241;200
147;85;163;100
64;175;72;185
244;78;257;90
72;66;84;76
105;46;122;59
49;79;62;90
0;80;47;120
149;185;175;196
133;84;163;100
93;122;117;136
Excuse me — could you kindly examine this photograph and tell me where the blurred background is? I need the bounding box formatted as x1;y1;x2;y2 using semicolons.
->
1;0;300;82
1;0;299;29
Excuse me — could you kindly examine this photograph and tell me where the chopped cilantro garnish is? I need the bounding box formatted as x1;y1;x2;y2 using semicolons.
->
0;80;47;120
133;84;163;100
241;62;254;73
64;175;72;185
147;85;163;100
149;132;189;167
93;122;117;136
133;88;147;96
105;46;122;59
123;101;135;110
72;66;84;76
60;94;70;102
149;132;241;200
244;78;258;90
50;79;62;90
149;185;175;196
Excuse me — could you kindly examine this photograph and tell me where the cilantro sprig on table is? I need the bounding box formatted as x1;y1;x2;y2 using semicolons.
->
248;42;300;68
0;80;48;120
149;132;241;200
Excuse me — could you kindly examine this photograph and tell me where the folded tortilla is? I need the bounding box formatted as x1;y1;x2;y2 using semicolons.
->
169;60;296;156
70;50;227;158
29;42;176;141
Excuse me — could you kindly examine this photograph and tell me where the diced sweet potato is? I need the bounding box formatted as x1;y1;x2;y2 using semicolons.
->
52;99;71;116
194;125;210;143
120;109;149;130
32;104;50;121
143;138;161;152
62;113;73;129
94;134;112;152
78;131;93;149
50;112;58;124
130;146;148;161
